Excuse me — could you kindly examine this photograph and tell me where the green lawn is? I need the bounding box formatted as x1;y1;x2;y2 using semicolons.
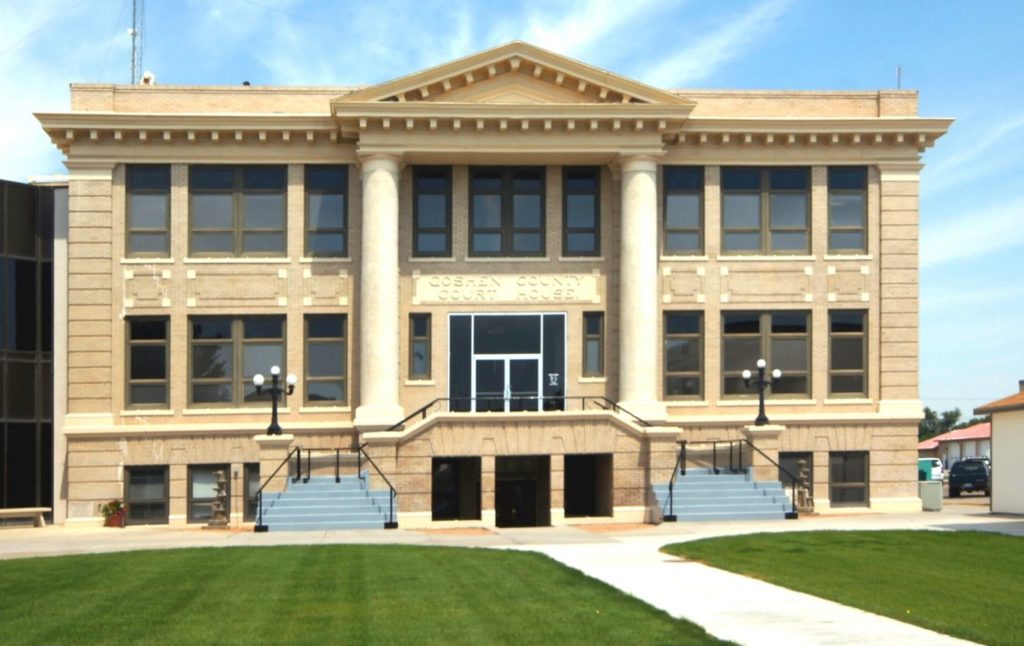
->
0;545;721;645
664;530;1024;645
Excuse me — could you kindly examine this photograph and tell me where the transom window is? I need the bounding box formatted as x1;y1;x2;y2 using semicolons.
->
829;310;867;397
469;167;545;257
563;167;600;256
663;167;703;254
126;317;169;408
828;167;867;253
189;165;286;256
305;315;346;404
189;316;285;406
664;312;702;398
722;167;809;254
722;312;809;397
126;165;170;257
305;165;347;257
413;167;451;257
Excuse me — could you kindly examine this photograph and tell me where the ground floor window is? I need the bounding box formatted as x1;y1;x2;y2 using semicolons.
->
188;464;230;523
495;455;550;527
564;454;613;517
244;463;260;522
432;457;481;521
779;451;813;488
829;451;868;507
125;466;169;525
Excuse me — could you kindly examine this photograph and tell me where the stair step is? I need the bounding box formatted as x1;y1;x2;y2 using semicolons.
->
268;520;386;531
671;510;787;521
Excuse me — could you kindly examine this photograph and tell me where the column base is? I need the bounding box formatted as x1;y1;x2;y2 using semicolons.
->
354;405;406;431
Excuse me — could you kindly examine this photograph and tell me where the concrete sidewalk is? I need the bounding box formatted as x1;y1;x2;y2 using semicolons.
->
1;504;1019;644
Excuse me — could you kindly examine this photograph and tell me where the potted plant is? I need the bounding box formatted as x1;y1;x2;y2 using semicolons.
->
101;499;126;528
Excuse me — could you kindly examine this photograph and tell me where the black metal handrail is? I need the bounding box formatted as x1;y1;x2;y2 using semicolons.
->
253;446;301;532
741;438;799;519
382;395;655;434
357;443;399;529
664;440;686;522
297;447;356;483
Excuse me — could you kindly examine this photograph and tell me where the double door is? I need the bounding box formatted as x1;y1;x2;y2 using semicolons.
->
473;355;540;412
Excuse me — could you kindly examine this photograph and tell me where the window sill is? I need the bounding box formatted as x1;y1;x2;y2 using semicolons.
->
463;256;551;263
183;257;291;264
300;257;352;263
182;407;291;415
120;408;175;417
824;397;873;405
298;405;351;413
405;379;436;386
407;256;455;263
557;256;605;262
121;257;174;265
716;254;815;262
665;400;710;407
578;376;607;384
823;254;872;261
660;255;709;262
716;398;816;407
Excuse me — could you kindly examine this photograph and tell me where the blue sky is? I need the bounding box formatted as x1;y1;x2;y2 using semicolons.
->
2;0;1022;417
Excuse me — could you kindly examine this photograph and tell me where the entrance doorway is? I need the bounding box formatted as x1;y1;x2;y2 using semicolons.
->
495;456;550;527
474;357;540;412
564;454;613;517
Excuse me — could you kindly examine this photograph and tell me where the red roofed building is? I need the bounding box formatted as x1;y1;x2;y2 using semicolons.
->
916;422;991;469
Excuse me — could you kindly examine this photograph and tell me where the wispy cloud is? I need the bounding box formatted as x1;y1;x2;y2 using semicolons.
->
921;196;1024;268
642;0;792;88
923;110;1024;195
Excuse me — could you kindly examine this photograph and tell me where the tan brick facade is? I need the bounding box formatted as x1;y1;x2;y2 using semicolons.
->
39;42;950;527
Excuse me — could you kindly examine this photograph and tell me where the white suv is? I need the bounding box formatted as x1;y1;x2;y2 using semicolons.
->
918;458;943;481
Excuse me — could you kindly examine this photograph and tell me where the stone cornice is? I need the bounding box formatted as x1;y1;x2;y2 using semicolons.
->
677;116;953;150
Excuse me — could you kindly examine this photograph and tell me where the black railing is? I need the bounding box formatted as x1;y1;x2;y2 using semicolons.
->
741;438;799;519
357;443;398;529
664;440;686;522
253;446;301;533
382;395;654;434
297;447;351;483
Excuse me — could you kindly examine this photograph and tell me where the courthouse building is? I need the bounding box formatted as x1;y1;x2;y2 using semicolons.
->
36;42;951;528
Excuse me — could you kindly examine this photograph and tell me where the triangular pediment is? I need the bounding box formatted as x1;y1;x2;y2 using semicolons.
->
333;41;693;107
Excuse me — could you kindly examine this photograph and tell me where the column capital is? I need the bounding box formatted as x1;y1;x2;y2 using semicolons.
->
357;153;403;173
617;155;660;174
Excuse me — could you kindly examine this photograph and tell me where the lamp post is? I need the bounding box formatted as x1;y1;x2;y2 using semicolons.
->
253;365;297;435
742;358;782;426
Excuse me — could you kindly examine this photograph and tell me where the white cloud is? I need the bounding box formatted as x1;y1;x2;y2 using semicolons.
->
514;0;673;60
641;0;792;88
921;196;1024;268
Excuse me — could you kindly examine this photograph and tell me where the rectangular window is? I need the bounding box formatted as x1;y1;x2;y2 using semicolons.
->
722;312;809;397
188;464;230;523
189;165;286;256
563;167;599;256
408;313;432;380
189;316;285;406
582;312;604;377
244;463;260;522
829;310;867;397
829;451;869;506
126;165;170;256
126;317;169;408
413;167;451;257
828;167;867;253
664;312;702;398
663;167;703;254
305;165;347;257
125;465;169;525
470;167;545;257
304;315;346;404
722;168;809;254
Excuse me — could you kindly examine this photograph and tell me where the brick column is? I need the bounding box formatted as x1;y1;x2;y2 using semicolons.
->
741;424;784;483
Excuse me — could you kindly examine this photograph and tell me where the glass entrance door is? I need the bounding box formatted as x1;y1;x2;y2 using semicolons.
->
473;356;540;412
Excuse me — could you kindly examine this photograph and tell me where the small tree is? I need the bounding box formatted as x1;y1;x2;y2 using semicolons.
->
919;407;961;441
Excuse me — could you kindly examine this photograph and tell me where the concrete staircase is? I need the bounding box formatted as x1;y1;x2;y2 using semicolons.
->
653;468;791;521
259;474;395;531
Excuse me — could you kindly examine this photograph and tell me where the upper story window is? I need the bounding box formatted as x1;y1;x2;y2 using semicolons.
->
189;316;285;406
409;313;432;380
663;167;703;255
664;312;702;398
305;165;347;257
828;167;867;253
722;311;809;397
469;167;545;257
722;168;809;254
126;317;169;409
305;315;347;405
127;165;171;257
189;166;286;257
413;167;451;257
829;310;867;397
563;167;600;256
582;312;604;377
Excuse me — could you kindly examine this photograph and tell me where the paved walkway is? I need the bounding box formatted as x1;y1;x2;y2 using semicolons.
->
1;501;1019;645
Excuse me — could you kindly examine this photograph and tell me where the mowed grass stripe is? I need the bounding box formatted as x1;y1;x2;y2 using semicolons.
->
0;545;723;645
664;530;1024;646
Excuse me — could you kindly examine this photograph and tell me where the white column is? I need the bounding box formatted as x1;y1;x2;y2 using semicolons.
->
618;156;667;421
354;155;404;429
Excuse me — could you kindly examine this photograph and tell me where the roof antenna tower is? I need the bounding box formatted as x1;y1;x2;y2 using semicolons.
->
130;0;145;84
896;65;902;90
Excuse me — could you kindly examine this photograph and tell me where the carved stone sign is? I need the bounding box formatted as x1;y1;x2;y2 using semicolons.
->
413;272;600;304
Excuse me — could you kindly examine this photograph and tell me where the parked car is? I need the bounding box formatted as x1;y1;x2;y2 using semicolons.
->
949;459;990;497
918;458;943;481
